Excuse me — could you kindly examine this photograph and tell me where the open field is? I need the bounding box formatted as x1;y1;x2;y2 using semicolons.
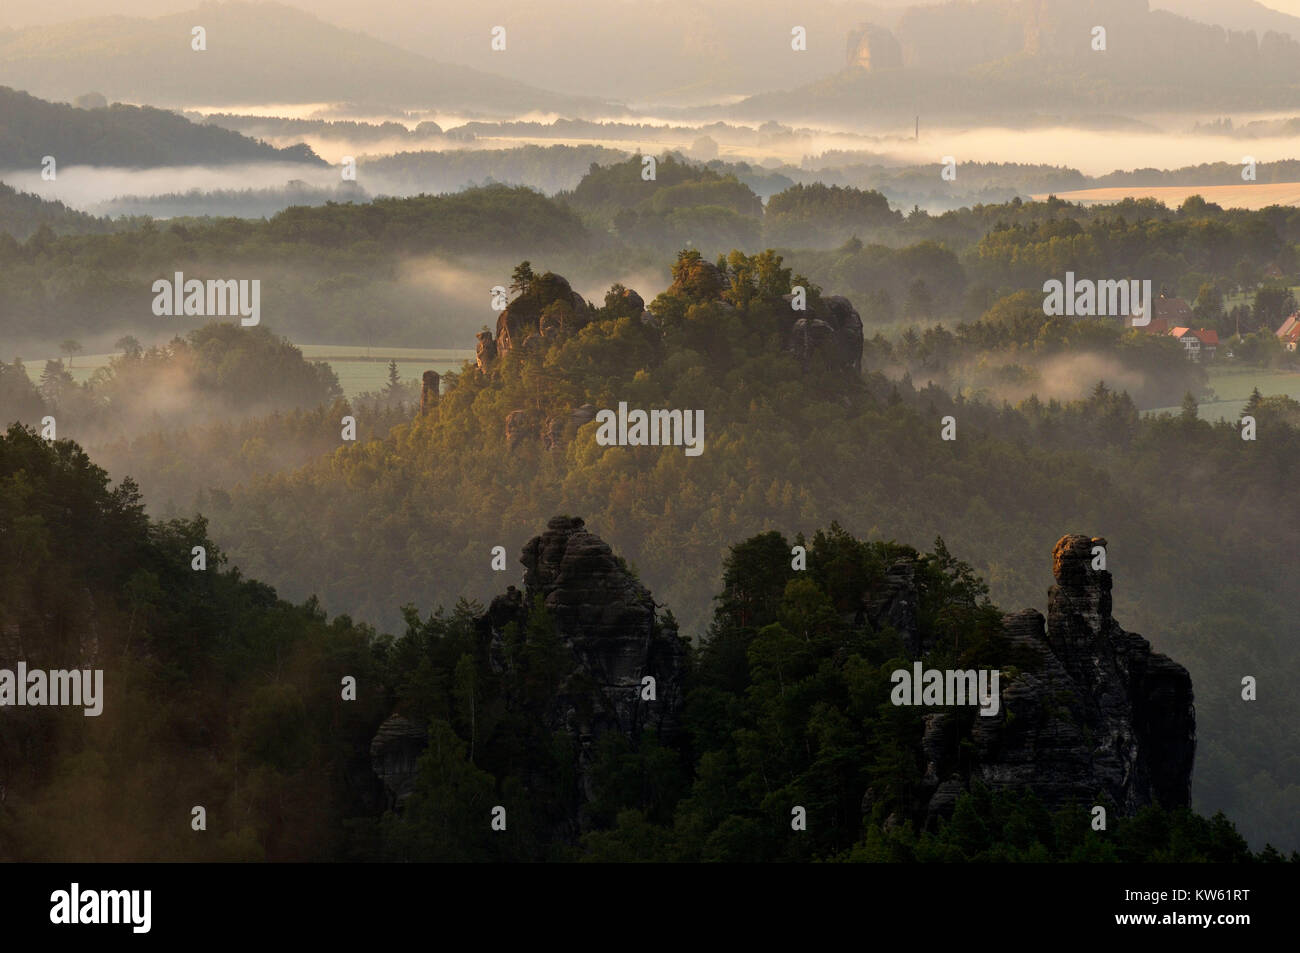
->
1032;182;1300;211
1223;284;1300;312
295;345;475;395
23;345;476;397
1144;364;1300;421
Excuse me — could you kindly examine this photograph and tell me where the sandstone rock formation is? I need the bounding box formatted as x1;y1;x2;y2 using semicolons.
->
367;516;687;828
666;255;727;300
856;559;920;654
504;409;537;449
846;22;904;71
862;533;1194;824
475;265;865;393
867;0;1152;75
494;271;591;357
784;294;864;374
479;516;688;823
419;370;439;415
369;714;427;810
475;330;497;373
542;404;597;450
606;286;644;317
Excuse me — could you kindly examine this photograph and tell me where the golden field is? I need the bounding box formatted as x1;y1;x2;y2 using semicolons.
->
1032;182;1300;210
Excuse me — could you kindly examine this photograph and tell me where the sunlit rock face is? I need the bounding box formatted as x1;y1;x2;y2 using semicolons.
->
862;533;1194;826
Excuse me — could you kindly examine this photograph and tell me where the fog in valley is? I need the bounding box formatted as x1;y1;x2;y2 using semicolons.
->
3;0;1300;863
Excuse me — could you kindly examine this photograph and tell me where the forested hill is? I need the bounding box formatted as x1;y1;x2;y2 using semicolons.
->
0;86;324;168
726;0;1300;120
178;248;1300;852
6;162;1300;350
0;181;119;240
0;423;1279;862
0;2;612;116
0;423;385;861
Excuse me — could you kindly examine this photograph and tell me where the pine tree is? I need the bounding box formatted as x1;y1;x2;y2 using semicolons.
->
39;359;73;405
509;261;534;298
1243;386;1264;418
59;339;82;369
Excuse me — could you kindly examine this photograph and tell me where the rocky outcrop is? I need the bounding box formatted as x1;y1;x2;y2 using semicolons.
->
475;330;497;373
420;370;439;414
369;714;427;810
606;286;644;317
864;533;1194;823
479;516;688;824
504;409;537;449
475;265;864;393
824;296;865;372
366;516;687;828
506;403;599;452
846;22;904;71
542;404;597;450
494;272;591;357
878;0;1151;75
785;294;864;374
666;254;728;300
857;559;920;654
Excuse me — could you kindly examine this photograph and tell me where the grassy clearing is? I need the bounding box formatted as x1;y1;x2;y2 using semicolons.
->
328;356;472;396
1145;364;1300;421
23;344;477;397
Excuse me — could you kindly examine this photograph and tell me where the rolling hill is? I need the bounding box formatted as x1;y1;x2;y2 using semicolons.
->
0;1;614;116
0;85;323;168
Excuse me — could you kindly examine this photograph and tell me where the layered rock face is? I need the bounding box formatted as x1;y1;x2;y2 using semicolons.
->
856;0;1151;73
784;294;864;374
475;330;497;373
846;22;904;71
479;516;688;815
370;516;687;823
492;272;591;359
419;370;439;415
369;715;428;811
865;533;1194;823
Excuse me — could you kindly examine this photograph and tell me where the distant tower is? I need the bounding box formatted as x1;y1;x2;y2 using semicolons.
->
420;370;440;415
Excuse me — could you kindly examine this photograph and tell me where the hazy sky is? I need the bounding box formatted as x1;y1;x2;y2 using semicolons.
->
0;0;913;30
0;1;928;103
6;0;1295;32
5;1;1299;40
3;0;1298;104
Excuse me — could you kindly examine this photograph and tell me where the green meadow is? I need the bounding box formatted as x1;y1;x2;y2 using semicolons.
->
24;344;476;397
1145;364;1300;421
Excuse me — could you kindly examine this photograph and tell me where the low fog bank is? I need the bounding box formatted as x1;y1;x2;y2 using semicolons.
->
11;111;1300;219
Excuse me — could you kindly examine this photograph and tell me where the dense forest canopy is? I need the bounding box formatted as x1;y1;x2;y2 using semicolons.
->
3;0;1300;885
23;244;1275;851
5;163;1300;366
2;156;1299;856
0;423;1288;862
0;86;324;169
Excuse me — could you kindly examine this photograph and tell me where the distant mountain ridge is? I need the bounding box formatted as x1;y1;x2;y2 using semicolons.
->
0;86;323;168
1153;0;1300;38
0;1;614;116
725;0;1300;121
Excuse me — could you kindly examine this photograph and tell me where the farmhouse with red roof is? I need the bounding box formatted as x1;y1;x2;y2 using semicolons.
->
1277;313;1300;351
1169;326;1219;361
